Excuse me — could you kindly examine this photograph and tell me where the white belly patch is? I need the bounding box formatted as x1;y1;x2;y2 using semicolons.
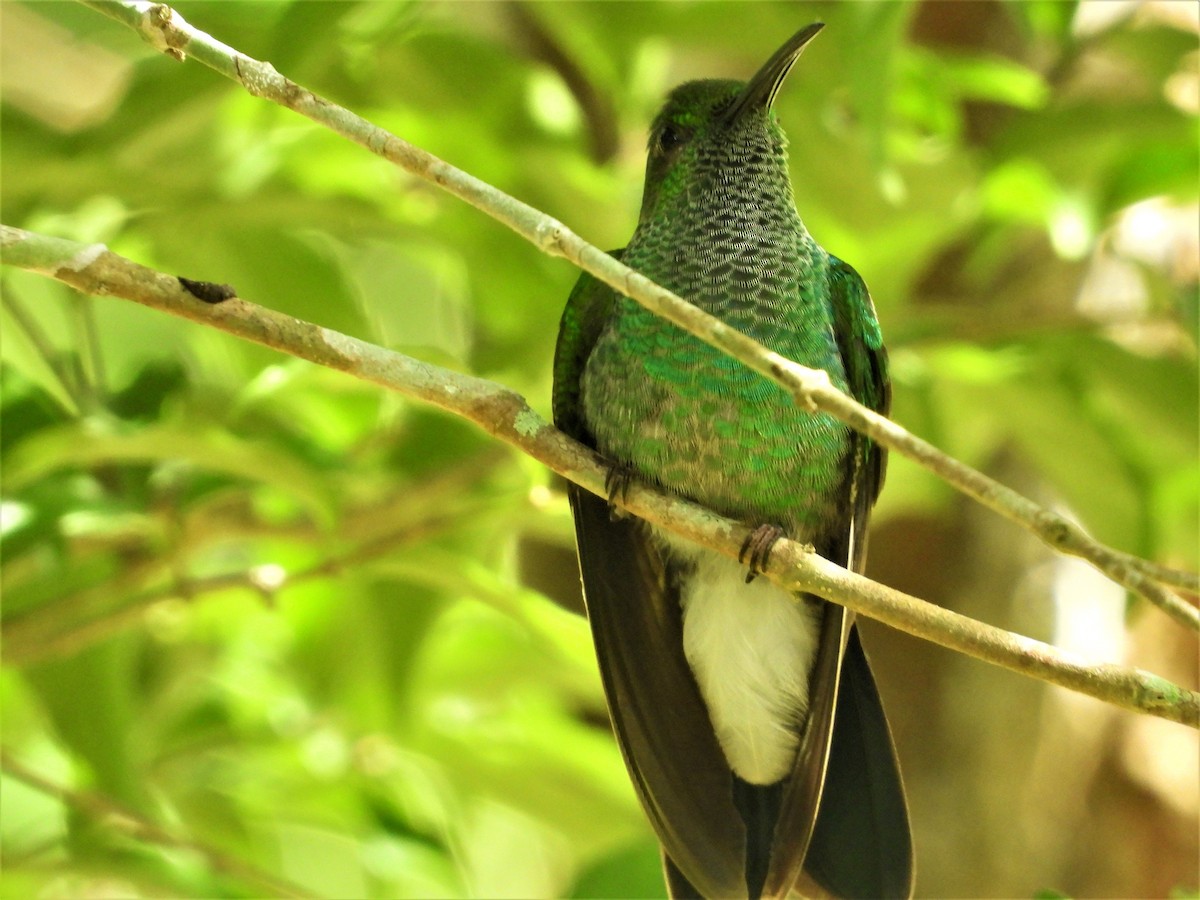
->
672;542;822;785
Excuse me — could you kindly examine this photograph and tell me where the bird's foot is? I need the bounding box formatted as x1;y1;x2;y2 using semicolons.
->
604;462;637;521
739;524;785;584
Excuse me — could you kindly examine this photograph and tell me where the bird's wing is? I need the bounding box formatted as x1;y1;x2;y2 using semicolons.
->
554;264;747;897
567;484;746;896
552;253;623;438
827;255;892;567
797;257;912;899
806;626;913;899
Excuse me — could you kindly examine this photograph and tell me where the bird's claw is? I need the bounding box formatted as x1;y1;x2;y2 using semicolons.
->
604;463;636;521
739;524;785;583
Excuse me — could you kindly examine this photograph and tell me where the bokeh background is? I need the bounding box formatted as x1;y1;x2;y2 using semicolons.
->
2;1;1197;897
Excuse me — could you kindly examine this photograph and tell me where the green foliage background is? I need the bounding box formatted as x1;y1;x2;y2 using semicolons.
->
1;2;1197;898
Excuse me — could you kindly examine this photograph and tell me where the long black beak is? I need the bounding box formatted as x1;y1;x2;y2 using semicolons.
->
721;22;824;127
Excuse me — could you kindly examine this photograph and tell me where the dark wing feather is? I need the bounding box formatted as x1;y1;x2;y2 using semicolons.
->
555;264;745;897
806;628;913;898
568;484;745;897
764;597;852;898
799;257;912;898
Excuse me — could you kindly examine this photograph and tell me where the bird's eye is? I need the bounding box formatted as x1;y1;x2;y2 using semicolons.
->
657;123;687;154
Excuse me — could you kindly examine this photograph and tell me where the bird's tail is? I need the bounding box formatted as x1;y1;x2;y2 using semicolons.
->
732;776;783;899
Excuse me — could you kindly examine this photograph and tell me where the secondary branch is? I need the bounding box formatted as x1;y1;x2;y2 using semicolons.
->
76;0;1200;628
0;750;313;898
2;224;1195;727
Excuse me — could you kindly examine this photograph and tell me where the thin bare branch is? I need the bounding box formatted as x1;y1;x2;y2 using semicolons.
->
2;452;506;666
0;750;315;899
505;1;620;163
2;225;1195;727
0;288;84;416
75;0;1200;627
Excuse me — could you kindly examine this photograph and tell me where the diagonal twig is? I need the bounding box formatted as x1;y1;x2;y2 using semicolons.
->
505;1;620;164
73;0;1200;629
2;224;1196;727
0;750;316;899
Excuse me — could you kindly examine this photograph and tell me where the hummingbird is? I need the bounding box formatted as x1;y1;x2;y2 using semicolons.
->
552;23;912;900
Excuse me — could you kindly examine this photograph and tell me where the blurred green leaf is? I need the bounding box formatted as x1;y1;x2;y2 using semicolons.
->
940;53;1049;109
2;3;1195;898
5;421;338;527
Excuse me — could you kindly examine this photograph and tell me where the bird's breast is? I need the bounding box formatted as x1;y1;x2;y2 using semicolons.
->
581;299;850;536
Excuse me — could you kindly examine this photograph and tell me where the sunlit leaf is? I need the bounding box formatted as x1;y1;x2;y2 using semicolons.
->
2;4;1195;898
5;422;338;527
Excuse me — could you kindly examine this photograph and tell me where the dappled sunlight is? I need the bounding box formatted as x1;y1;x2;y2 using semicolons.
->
2;2;1194;897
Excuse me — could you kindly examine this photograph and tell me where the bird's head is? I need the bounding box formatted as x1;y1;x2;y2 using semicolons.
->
638;23;823;224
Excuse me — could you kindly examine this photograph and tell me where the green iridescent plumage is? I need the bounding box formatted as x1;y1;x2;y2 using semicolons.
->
554;24;910;900
585;79;854;533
